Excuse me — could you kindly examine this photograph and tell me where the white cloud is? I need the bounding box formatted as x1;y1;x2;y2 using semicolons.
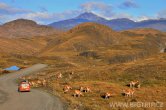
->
0;2;82;24
18;10;82;24
119;0;139;9
0;2;30;15
0;1;160;24
157;9;166;18
80;2;114;18
80;2;112;12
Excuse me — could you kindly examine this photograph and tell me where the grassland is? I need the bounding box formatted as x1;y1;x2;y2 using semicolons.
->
1;23;166;110
20;52;165;110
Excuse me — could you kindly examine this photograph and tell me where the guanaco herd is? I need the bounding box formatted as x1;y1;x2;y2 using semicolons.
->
63;85;91;97
122;80;140;97
20;76;47;87
21;72;141;99
62;80;141;99
29;79;47;87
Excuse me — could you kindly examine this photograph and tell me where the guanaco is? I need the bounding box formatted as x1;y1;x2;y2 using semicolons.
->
122;89;135;97
73;90;84;97
104;92;112;99
79;86;84;92
63;85;72;93
129;81;140;88
79;86;91;92
57;73;62;79
84;87;91;93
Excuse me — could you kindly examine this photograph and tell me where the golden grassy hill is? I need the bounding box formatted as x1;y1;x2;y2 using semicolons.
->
0;37;46;54
0;36;48;68
41;23;166;64
0;19;61;38
0;19;62;68
41;23;126;53
32;24;166;110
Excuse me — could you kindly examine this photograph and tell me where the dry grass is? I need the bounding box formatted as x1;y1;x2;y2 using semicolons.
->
22;53;166;110
1;23;166;109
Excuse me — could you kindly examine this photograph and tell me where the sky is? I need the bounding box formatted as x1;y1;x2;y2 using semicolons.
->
0;0;166;24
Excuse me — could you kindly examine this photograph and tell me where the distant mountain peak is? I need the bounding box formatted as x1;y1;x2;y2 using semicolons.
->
77;12;97;17
76;12;106;21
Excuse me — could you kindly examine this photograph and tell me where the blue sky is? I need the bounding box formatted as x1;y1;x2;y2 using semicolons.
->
0;0;166;24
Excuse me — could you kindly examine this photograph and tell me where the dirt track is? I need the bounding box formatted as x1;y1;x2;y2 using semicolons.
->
0;64;64;110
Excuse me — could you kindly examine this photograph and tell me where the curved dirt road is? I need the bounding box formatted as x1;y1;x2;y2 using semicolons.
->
0;64;64;110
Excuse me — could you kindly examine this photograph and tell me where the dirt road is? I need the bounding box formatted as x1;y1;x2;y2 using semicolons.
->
0;64;64;110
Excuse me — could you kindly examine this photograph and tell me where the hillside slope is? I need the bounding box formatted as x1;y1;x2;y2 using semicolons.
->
31;25;166;110
0;37;49;55
42;23;129;58
42;23;166;64
0;19;61;38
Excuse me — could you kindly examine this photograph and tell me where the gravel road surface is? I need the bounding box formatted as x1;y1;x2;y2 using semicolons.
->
0;64;64;110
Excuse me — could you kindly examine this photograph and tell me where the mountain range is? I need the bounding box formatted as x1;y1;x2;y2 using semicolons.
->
49;12;166;32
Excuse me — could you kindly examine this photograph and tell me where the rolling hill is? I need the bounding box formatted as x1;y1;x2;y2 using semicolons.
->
0;19;61;38
42;22;166;65
42;22;126;55
0;19;62;56
37;22;166;110
0;19;62;68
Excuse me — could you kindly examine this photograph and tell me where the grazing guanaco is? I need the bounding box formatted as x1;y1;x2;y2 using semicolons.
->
84;87;91;93
79;86;91;92
29;79;47;87
37;80;42;85
104;92;112;99
57;72;62;79
129;81;140;88
73;90;84;97
63;85;72;93
122;89;135;97
42;79;47;86
136;83;141;88
79;86;84;92
69;71;74;79
29;81;38;87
